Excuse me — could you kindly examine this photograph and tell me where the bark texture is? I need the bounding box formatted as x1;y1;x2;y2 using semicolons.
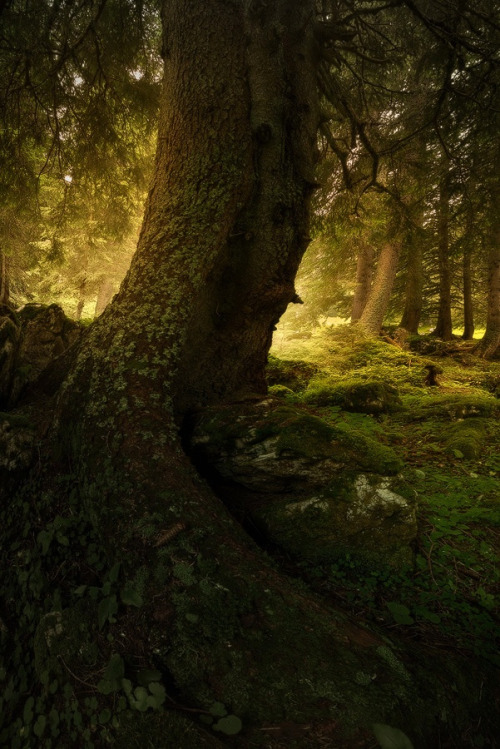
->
400;237;423;334
432;170;453;340
351;244;374;322
358;242;401;336
475;243;500;358
2;3;497;746
462;247;475;340
0;251;9;306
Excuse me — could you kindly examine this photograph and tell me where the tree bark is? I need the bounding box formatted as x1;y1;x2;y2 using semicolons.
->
357;241;401;336
1;3;496;746
474;243;500;359
0;250;9;306
94;277;114;318
351;244;374;322
431;169;453;340
462;247;475;340
400;235;424;334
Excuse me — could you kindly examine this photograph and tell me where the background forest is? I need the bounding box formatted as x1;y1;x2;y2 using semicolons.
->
1;0;499;356
1;1;499;749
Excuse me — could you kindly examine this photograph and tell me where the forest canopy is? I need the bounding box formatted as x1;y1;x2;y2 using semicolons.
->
0;2;499;748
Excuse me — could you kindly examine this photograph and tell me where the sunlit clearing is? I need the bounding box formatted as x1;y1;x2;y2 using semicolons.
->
63;174;73;184
131;69;143;80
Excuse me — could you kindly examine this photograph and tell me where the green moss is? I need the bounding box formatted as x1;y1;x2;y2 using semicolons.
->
443;419;487;459
302;378;402;414
399;393;499;422
266;355;319;391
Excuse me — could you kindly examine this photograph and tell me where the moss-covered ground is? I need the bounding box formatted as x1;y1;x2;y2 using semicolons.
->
269;326;500;673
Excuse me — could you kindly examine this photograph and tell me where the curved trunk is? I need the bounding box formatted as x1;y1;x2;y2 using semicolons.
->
462;247;475;340
432;170;453;340
351;244;374;322
1;4;497;747
358;241;401;336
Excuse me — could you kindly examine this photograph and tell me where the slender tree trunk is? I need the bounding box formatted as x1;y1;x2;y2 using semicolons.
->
400;240;424;334
74;278;86;320
351;244;374;322
462;247;475;340
0;250;9;306
94;277;114;318
432;169;453;340
474;242;500;359
357;241;401;336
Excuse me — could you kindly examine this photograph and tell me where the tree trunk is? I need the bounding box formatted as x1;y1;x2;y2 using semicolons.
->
1;4;496;747
474;244;500;359
94;277;115;318
462;247;475;340
357;241;401;336
351;244;374;322
400;237;423;334
0;250;9;306
432;169;453;340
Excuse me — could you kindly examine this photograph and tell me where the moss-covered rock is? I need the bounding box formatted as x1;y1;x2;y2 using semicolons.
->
443;419;487;459
9;304;81;405
266;355;319;391
189;400;403;495
400;393;499;422
302;378;402;414
0;307;20;407
255;472;416;567
0;411;35;473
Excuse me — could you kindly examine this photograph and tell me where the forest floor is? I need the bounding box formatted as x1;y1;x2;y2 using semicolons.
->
268;326;500;671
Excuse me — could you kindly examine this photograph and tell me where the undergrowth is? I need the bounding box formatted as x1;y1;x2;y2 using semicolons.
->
269;327;500;674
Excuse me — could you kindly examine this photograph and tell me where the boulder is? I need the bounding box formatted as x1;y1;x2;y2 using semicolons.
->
189;399;415;567
302;379;402;414
5;304;81;406
257;472;416;566
0;306;20;407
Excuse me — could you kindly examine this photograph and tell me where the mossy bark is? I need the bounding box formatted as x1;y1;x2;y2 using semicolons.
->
3;3;498;747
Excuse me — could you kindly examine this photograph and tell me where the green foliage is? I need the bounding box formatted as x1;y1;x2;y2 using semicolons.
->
373;723;414;749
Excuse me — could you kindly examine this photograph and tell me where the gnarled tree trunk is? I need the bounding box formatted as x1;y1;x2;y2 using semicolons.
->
1;3;497;748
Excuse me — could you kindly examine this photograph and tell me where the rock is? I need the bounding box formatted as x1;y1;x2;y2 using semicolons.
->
257;472;416;567
6;304;81;406
266;355;318;391
0;306;20;407
190;400;402;494
443;419;486;459
0;411;35;474
189;399;415;566
302;379;402;414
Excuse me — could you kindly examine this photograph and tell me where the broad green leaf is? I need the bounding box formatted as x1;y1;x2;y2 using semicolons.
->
120;585;143;607
213;715;242;735
373;723;414;749
209;701;227;717
386;602;414;625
